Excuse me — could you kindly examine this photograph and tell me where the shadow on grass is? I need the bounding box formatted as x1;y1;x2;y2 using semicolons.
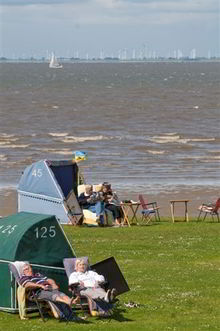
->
25;311;91;324
107;305;133;323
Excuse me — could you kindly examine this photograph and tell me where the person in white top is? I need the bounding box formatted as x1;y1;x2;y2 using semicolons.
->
69;258;116;316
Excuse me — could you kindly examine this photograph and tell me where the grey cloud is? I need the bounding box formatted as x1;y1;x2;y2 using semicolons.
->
1;0;218;14
0;0;86;5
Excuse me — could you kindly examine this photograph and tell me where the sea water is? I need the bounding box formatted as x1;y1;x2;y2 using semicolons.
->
0;61;219;197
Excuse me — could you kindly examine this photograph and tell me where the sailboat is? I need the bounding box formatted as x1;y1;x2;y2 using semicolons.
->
49;52;63;69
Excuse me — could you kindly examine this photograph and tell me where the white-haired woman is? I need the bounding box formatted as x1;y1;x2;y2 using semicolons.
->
69;258;116;316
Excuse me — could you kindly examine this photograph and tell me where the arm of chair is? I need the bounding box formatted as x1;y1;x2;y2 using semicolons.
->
145;202;160;210
17;285;28;320
203;203;214;207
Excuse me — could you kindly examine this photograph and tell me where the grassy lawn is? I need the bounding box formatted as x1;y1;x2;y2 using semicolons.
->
1;219;220;330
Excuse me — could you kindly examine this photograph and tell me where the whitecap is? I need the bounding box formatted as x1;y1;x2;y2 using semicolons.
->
0;138;19;143
178;138;191;144
164;132;177;135
147;150;165;155
0;144;30;148
0;154;7;161
48;132;68;137
51;150;73;155
0;133;15;138
60;135;105;143
184;156;220;161
150;135;181;144
149;134;214;145
189;138;215;142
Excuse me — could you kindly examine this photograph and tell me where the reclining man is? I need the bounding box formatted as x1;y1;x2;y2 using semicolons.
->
20;262;78;317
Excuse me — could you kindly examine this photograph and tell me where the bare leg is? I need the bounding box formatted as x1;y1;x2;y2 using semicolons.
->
55;295;72;306
115;218;121;225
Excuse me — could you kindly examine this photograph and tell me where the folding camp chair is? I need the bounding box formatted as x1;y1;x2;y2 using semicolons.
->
63;257;121;317
9;261;47;321
63;257;112;317
8;261;75;323
63;257;90;315
197;198;220;222
138;194;160;225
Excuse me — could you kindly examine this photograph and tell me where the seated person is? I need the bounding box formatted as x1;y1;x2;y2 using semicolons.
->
20;263;77;308
198;202;215;211
102;183;123;226
68;258;116;317
78;184;105;226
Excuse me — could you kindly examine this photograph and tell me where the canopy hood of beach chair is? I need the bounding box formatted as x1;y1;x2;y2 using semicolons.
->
18;159;79;199
17;160;82;224
0;211;75;313
0;212;75;266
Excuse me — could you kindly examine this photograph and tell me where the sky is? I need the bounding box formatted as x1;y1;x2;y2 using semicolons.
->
0;0;219;59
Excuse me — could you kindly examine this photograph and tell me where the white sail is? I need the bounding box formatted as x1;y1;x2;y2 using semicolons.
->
49;53;63;68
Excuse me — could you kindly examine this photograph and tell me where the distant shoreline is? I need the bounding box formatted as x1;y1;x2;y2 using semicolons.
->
0;59;220;64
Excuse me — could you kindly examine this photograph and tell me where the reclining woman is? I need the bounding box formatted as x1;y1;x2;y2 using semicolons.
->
68;258;117;317
78;184;105;226
102;183;123;226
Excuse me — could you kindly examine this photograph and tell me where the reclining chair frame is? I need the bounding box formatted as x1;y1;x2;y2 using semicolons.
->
9;261;74;323
197;198;220;222
138;194;160;225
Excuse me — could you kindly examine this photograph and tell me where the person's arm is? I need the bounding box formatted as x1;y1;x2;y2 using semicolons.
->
47;278;59;289
90;271;105;284
69;272;80;286
22;281;48;290
78;193;89;206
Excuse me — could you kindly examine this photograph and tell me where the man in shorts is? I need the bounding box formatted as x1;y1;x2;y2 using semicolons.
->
20;263;76;306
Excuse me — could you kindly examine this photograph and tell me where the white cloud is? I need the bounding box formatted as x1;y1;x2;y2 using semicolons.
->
0;0;219;57
2;0;217;25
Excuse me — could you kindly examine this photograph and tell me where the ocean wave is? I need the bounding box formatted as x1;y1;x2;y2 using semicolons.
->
60;135;106;143
0;154;7;161
189;138;215;142
0;183;17;191
150;135;184;144
0;138;19;145
182;155;220;161
48;132;68;137
150;135;215;145
146;150;165;155
0;144;30;149
34;147;73;155
0;133;15;138
50;150;73;155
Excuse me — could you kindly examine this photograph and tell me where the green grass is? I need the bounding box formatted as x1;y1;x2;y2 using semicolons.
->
1;219;220;330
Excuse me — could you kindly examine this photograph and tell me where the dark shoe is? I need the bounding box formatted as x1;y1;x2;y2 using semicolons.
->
99;215;104;225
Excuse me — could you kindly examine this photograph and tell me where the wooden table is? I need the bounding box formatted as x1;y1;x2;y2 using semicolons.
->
120;202;140;227
170;200;189;223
